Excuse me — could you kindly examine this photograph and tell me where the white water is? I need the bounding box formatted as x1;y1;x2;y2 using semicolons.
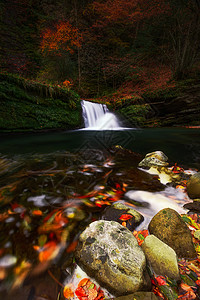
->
125;187;189;229
81;100;125;130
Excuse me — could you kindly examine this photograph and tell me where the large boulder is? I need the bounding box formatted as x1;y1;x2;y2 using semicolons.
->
141;235;180;280
148;208;196;259
102;202;144;230
75;220;147;296
187;172;200;199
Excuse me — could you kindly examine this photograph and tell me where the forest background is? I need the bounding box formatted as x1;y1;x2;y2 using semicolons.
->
1;0;200;130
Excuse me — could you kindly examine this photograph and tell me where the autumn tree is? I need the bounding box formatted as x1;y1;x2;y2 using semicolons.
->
163;0;200;79
41;21;81;55
0;0;40;76
39;20;82;84
80;0;170;94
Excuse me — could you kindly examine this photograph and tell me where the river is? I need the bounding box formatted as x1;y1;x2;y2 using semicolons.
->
0;127;200;299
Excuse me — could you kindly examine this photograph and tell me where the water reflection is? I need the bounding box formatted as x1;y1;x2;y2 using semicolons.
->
0;128;200;168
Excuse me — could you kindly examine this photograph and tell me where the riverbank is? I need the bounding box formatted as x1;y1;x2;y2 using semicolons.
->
1;72;200;132
88;78;200;128
0;73;82;132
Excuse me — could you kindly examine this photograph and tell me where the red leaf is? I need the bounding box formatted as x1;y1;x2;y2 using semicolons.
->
155;276;167;286
119;214;133;221
75;287;87;298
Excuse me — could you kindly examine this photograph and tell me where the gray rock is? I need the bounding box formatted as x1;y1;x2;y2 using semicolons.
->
138;151;169;168
141;235;180;280
145;151;168;162
187;172;200;199
148;208;196;259
139;157;168;168
75;220;146;296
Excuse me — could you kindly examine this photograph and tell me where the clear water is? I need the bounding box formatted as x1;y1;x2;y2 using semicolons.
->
1;128;200;168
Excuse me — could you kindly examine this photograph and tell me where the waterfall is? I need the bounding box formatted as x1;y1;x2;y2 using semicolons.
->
81;100;122;130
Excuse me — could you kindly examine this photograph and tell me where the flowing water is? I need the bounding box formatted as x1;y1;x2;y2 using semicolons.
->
81;100;123;129
0;100;200;299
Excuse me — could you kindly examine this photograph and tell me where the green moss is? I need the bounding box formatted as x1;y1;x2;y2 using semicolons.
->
142;86;180;101
117;104;151;126
0;73;82;132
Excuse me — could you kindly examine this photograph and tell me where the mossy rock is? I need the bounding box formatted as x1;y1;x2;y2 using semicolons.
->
148;208;196;259
187;172;200;199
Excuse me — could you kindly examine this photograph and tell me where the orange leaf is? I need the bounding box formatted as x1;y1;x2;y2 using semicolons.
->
78;278;89;288
63;285;74;298
180;282;194;292
38;241;58;262
32;209;43;216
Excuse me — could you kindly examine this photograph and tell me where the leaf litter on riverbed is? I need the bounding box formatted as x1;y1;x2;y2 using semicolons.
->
0;152;131;292
0;151;199;299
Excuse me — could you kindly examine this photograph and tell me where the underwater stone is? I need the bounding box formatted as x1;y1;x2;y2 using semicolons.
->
102;202;144;230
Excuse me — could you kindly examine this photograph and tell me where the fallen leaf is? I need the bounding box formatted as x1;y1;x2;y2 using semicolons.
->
63;285;74;299
32;209;43;216
75;286;87;298
119;214;133;221
78;278;89;288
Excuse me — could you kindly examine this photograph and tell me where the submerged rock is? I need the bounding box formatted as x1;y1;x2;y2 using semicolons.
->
109;168;164;193
187;172;200;199
141;235;180;280
148;208;196;259
138;151;169;168
110;146;143;167
75;220;146;296
183;200;200;212
102;202;144;230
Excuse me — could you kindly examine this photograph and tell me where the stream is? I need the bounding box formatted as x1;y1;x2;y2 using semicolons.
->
0;127;200;299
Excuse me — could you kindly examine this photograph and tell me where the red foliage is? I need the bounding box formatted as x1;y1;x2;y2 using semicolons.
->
92;0;170;27
41;21;82;55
